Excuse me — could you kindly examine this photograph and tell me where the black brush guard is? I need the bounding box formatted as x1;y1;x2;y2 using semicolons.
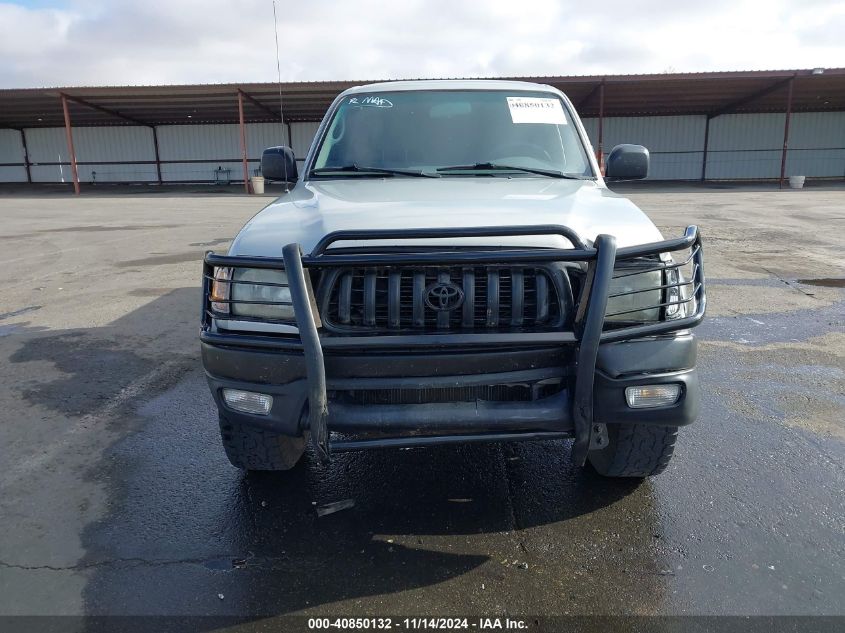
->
201;225;706;465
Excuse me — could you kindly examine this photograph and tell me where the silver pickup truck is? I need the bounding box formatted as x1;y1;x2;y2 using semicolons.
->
200;80;706;478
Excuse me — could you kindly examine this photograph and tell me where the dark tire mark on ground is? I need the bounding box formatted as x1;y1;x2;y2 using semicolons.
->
1;224;180;240
0;305;41;320
114;252;206;268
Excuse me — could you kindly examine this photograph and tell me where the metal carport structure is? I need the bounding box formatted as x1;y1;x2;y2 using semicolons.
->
1;68;843;194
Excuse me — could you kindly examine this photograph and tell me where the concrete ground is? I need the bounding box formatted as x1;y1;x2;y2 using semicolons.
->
0;184;843;626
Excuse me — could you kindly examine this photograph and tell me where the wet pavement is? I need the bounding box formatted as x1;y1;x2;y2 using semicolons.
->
0;186;843;624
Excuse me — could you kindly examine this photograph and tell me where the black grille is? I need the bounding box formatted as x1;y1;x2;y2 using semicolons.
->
340;381;564;405
320;266;564;333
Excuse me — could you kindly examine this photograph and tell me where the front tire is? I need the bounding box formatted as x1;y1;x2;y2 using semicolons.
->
218;412;307;471
587;423;678;478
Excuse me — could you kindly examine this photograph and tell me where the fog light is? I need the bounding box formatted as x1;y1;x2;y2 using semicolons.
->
625;384;681;409
222;389;273;415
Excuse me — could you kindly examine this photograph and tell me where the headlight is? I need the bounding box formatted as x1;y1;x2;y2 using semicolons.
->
210;266;294;321
664;266;684;319
605;266;662;322
232;268;294;320
606;260;690;323
210;266;232;313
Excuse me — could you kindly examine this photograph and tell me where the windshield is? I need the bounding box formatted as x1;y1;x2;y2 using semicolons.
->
311;90;594;178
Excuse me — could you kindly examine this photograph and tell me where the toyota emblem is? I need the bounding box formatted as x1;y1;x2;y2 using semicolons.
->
424;282;465;312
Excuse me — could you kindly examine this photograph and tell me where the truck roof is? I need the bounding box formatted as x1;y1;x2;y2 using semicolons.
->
343;79;561;94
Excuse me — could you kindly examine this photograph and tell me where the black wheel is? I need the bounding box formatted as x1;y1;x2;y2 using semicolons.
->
218;412;307;471
587;424;679;478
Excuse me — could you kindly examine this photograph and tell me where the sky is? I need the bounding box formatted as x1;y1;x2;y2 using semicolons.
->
0;0;843;88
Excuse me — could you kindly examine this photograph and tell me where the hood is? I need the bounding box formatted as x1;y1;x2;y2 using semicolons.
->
229;178;663;256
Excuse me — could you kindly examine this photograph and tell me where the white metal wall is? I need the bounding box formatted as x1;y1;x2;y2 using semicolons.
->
23;128;71;182
19;126;157;183
0;129;26;182
582;115;707;180
1;114;842;183
707;112;845;179
0;121;303;183
788;112;845;178
707;114;784;179
159;124;240;182
156;122;313;181
289;122;321;158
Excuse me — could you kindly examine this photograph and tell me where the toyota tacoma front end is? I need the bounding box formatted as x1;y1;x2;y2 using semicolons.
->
200;80;706;478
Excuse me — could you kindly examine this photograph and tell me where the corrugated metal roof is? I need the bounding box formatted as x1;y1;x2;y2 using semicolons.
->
1;68;843;129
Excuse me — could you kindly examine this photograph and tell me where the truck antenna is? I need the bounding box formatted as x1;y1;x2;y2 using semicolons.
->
272;0;290;192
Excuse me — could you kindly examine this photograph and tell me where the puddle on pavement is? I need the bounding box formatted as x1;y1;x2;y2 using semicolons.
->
797;278;845;288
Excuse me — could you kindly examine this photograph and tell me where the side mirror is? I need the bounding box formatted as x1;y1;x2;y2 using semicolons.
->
605;144;649;181
261;146;298;183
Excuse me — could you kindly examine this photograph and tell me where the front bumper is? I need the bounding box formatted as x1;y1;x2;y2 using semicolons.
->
200;224;706;463
203;333;699;439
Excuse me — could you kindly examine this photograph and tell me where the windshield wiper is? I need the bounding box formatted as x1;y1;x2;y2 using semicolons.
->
310;164;439;178
437;163;587;179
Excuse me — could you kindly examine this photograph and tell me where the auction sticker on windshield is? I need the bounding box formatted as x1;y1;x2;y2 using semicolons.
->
506;96;566;124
